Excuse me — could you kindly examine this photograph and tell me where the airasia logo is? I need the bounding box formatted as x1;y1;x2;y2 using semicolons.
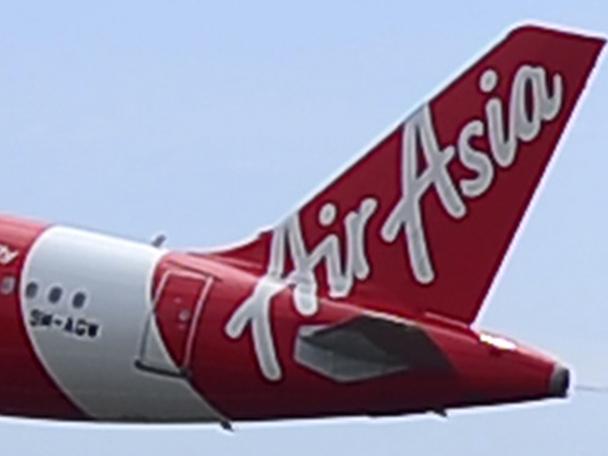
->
383;65;563;283
226;198;377;380
226;64;564;381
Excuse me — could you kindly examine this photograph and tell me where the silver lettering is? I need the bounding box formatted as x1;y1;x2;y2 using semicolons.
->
458;120;494;197
381;106;465;284
226;64;565;381
383;66;563;284
225;198;378;380
487;65;564;168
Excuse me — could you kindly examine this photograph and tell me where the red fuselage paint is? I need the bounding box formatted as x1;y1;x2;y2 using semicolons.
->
0;24;600;425
0;216;560;423
0;217;83;420
153;252;558;421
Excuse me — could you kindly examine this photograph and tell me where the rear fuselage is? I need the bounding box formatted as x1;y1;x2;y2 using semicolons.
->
0;215;566;424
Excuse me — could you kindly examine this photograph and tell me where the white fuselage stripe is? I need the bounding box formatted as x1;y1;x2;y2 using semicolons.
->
20;226;218;422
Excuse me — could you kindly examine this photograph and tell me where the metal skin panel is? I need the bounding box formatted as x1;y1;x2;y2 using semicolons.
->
0;216;82;419
156;254;558;422
0;24;596;424
20;226;218;422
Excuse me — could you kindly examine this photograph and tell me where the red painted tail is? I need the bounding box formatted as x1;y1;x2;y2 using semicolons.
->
213;24;605;325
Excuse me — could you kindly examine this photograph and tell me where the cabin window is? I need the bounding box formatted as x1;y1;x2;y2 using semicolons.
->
72;291;87;309
0;276;15;295
48;286;63;304
25;281;38;299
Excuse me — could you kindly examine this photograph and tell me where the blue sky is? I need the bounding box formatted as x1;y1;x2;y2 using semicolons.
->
0;1;606;454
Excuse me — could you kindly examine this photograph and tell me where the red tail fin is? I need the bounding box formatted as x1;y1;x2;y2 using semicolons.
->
213;24;604;324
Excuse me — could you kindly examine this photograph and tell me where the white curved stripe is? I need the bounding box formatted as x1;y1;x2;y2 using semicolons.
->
20;226;218;422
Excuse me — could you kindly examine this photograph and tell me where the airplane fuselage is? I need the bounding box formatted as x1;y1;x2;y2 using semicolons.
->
0;23;601;427
0;215;566;425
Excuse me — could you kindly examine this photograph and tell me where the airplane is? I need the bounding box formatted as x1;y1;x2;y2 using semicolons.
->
0;23;603;430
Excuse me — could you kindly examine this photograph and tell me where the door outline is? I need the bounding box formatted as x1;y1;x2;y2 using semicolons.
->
135;270;214;379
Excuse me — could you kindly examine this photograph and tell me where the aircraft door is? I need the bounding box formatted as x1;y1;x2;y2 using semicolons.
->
136;270;213;378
